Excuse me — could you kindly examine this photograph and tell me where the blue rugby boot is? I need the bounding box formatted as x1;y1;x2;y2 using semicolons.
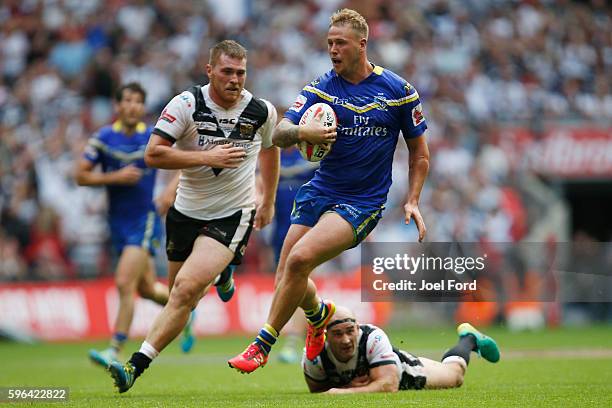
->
89;348;118;369
180;310;196;353
108;361;136;393
215;265;236;302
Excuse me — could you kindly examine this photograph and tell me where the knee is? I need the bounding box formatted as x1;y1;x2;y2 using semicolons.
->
137;283;156;300
115;276;136;296
285;250;314;278
169;279;200;309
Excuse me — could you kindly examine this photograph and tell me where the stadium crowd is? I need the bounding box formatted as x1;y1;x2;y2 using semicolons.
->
0;0;610;281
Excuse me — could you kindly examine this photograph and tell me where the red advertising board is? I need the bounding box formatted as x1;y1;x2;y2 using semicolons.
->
497;126;612;178
0;273;391;340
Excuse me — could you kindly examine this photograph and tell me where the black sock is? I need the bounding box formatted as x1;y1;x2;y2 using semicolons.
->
442;334;477;365
128;352;152;378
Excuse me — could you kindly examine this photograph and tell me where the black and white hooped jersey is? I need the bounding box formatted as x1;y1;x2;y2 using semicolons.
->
302;324;403;387
153;85;277;220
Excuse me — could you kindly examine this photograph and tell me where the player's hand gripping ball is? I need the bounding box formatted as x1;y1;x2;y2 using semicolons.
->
298;103;337;162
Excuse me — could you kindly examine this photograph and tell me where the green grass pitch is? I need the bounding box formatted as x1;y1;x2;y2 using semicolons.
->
1;326;611;407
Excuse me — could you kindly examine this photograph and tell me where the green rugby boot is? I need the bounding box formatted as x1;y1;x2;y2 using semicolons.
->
457;323;500;363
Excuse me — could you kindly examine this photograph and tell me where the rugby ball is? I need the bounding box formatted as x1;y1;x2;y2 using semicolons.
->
298;103;337;162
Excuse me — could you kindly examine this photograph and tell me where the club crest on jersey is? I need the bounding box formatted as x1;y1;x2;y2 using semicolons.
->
373;95;388;111
412;103;425;127
239;123;254;139
290;95;307;112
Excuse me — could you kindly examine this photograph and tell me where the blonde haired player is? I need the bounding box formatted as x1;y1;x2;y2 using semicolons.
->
230;9;430;373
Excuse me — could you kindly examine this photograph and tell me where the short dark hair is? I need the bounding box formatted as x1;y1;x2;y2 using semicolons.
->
209;40;247;66
115;82;147;102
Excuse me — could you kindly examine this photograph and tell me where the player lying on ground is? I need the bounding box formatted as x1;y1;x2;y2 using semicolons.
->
302;306;500;394
229;8;430;374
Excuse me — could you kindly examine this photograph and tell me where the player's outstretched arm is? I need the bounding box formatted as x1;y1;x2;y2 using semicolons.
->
74;159;142;186
404;135;430;242
145;134;246;170
304;375;333;393
254;145;280;230
272;117;336;148
324;365;400;394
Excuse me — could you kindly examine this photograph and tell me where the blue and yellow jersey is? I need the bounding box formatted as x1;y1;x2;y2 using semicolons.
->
284;65;427;206
83;121;157;223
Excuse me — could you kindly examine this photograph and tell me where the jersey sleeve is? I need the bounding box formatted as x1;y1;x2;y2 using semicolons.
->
399;83;427;140
283;79;323;124
153;91;195;143
366;327;402;369
260;100;278;149
301;350;328;382
83;131;103;165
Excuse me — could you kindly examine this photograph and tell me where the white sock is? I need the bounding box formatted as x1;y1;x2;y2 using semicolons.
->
442;355;467;371
139;341;160;360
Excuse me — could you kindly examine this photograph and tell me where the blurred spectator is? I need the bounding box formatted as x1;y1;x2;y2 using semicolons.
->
0;229;27;281
0;0;609;283
23;206;75;281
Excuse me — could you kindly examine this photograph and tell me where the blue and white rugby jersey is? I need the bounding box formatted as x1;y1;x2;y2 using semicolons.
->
83;121;157;224
284;65;427;206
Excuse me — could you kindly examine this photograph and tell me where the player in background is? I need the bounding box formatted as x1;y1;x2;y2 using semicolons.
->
75;83;188;368
271;147;318;264
303;306;500;394
229;8;430;373
107;40;280;393
272;147;317;363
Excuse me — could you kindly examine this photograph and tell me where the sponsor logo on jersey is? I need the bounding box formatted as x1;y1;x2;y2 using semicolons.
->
368;334;383;354
404;83;415;95
179;94;192;108
160;109;176;123
240;117;258;125
196;112;216;120
290;95;307;112
338;125;389;137
195;121;217;131
84;144;99;159
412;103;424;127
